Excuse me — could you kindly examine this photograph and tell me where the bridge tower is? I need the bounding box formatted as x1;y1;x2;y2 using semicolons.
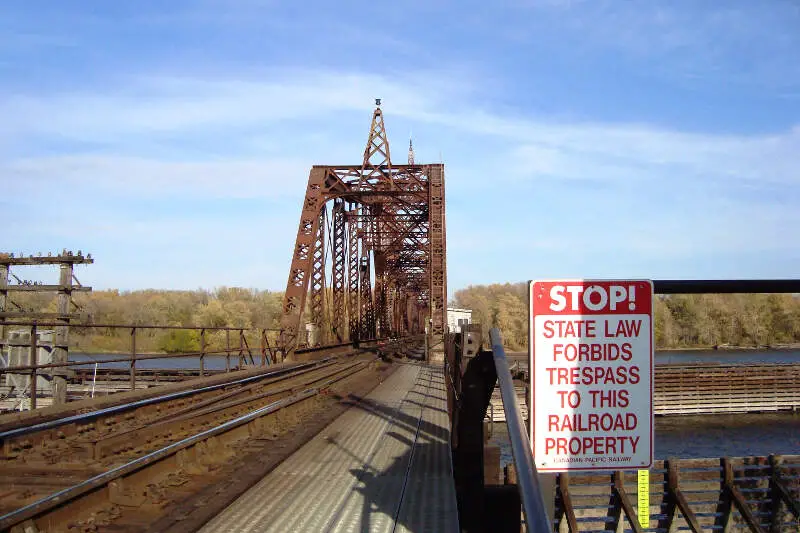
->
280;101;447;356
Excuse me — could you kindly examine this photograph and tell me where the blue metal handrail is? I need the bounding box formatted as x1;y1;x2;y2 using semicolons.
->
489;327;553;533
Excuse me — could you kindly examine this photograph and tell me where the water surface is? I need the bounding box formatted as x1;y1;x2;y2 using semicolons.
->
490;411;800;467
507;349;800;367
68;353;254;371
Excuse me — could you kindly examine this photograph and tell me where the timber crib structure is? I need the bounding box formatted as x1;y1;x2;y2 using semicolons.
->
555;456;800;532
280;100;446;354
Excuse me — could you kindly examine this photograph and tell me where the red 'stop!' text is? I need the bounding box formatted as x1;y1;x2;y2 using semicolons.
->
532;281;652;315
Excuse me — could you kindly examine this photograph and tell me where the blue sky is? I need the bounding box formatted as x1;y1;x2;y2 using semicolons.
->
2;1;799;293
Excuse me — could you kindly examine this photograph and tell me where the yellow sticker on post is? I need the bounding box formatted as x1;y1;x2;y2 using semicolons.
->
637;469;650;528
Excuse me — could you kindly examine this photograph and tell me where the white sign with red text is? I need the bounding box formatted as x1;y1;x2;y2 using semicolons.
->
529;280;653;471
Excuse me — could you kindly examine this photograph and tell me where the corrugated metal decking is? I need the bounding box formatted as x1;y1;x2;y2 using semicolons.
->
200;362;458;532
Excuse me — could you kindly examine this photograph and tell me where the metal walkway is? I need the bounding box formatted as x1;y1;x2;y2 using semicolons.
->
200;362;459;533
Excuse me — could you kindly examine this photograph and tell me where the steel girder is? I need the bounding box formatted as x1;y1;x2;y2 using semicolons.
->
347;206;360;341
309;207;326;345
331;199;346;342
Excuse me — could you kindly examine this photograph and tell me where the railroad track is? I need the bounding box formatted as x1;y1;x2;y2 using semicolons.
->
0;347;401;532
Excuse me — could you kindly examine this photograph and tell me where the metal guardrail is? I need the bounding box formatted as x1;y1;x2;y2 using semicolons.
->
0;323;279;410
489;327;552;533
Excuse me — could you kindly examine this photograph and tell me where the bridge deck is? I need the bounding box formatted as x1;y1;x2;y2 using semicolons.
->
201;361;459;533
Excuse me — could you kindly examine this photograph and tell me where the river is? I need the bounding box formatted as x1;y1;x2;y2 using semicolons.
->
494;349;800;464
69;348;800;370
490;411;800;466
68;353;251;370
505;348;800;368
69;349;800;462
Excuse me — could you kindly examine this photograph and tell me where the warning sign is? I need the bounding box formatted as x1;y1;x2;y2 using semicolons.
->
529;280;653;471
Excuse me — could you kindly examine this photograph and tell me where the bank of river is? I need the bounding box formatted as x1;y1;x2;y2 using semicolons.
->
69;353;245;371
70;348;800;369
506;349;800;366
655;348;800;365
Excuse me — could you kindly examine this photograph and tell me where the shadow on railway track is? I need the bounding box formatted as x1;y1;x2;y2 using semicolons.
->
338;391;446;445
323;421;454;532
318;367;455;531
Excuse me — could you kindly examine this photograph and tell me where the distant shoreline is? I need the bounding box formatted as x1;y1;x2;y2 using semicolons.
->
71;350;174;356
505;345;800;357
657;344;800;352
69;344;800;358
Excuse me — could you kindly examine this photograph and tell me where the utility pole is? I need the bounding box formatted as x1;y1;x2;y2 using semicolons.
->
0;251;93;406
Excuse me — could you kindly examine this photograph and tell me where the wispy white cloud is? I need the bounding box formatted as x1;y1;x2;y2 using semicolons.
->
0;70;458;148
504;124;800;187
3;66;797;289
3;155;311;199
4;202;300;290
400;106;800;190
10;68;799;184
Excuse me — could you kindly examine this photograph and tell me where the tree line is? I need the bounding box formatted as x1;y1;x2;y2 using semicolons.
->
10;288;284;353
8;284;799;353
453;283;800;351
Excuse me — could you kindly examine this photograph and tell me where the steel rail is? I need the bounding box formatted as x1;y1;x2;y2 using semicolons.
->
0;358;333;441
0;393;312;529
291;336;398;356
130;361;364;431
489;328;553;533
390;364;431;529
294;338;383;354
86;360;345;445
0;360;374;530
0;336;393;374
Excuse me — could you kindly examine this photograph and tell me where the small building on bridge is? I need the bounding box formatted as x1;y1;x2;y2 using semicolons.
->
446;307;472;333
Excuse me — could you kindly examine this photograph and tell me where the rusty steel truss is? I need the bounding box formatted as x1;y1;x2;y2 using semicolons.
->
280;103;447;352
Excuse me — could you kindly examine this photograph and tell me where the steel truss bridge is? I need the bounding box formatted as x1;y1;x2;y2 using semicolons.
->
2;105;799;533
280;102;446;354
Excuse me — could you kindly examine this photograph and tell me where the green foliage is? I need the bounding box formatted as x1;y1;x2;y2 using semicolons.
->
158;330;200;353
14;282;799;353
454;283;800;350
14;288;285;353
454;283;529;350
